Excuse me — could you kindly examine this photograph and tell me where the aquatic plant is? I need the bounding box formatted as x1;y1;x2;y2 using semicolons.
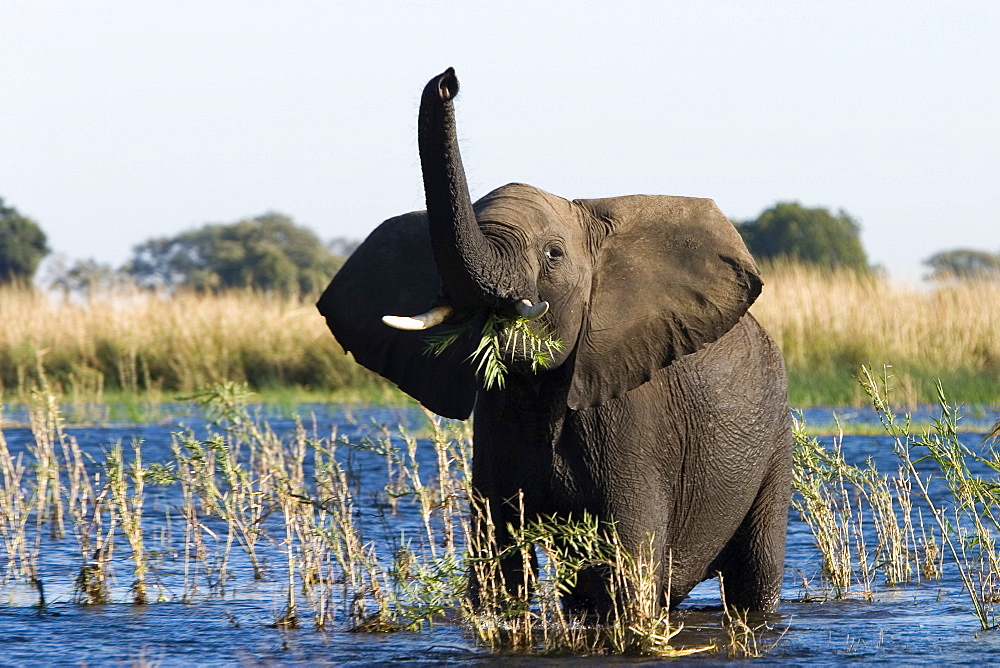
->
0;381;763;655
103;439;150;604
466;506;712;657
5;370;999;653
718;574;786;658
791;420;932;599
0;409;36;588
860;365;1000;630
790;365;1000;630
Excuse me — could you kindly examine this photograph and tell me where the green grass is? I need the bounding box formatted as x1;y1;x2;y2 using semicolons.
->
787;366;1000;409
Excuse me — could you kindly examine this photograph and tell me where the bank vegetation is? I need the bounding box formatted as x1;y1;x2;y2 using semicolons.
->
0;263;997;406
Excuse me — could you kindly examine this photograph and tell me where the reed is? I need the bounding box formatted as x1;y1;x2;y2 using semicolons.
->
7;370;999;650
66;425;112;606
791;366;1000;631
462;498;712;657
0;378;773;654
718;574;785;658
860;366;1000;630
0;409;36;588
791;427;860;597
103;439;151;604
791;415;939;601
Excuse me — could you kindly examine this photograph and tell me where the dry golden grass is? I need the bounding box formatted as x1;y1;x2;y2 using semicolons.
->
752;263;1000;405
0;287;385;400
1;263;997;405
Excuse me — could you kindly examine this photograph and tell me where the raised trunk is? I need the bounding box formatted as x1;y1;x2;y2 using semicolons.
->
418;68;519;310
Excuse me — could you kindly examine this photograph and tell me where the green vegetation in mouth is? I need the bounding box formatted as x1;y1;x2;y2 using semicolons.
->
424;311;564;389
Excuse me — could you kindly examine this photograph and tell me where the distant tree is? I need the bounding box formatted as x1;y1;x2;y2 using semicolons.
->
125;212;342;295
923;249;1000;281
735;201;870;272
47;255;127;298
328;236;360;258
0;197;51;286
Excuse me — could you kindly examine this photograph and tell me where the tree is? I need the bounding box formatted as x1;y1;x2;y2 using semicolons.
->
125;212;343;295
735;202;869;272
0;197;50;286
328;236;361;258
923;249;1000;281
46;255;127;298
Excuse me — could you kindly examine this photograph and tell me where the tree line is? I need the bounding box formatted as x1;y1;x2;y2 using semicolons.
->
2;197;356;297
1;194;997;294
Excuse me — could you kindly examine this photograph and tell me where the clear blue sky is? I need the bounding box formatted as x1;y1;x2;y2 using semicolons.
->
2;1;997;281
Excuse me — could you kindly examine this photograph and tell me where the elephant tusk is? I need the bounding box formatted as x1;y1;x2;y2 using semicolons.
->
382;304;454;331
515;299;549;321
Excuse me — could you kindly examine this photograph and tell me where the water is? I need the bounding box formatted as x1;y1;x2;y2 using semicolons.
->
1;402;999;666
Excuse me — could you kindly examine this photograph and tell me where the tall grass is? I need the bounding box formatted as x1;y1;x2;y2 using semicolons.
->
751;263;1000;405
2;266;998;406
792;366;1000;630
6;371;997;651
0;286;391;401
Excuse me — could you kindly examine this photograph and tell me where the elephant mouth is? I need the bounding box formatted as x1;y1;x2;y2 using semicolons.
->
385;300;563;389
490;314;563;373
471;311;564;388
381;298;547;331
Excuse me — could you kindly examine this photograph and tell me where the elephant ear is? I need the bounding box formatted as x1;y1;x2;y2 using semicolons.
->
567;195;762;410
316;212;478;420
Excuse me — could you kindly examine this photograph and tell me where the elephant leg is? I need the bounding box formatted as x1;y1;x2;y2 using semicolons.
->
561;560;614;617
561;519;663;620
709;458;790;612
466;497;538;610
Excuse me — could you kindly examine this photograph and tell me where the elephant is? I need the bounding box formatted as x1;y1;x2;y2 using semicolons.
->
317;68;792;614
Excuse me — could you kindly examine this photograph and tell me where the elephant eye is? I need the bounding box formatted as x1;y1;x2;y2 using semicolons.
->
544;244;564;263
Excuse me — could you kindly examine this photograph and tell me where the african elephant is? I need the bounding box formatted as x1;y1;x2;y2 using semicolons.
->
317;68;792;613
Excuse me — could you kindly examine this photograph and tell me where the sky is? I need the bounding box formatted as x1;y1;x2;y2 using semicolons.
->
2;0;998;282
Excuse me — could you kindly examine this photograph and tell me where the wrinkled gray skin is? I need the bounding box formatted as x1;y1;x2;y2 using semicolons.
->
318;68;792;613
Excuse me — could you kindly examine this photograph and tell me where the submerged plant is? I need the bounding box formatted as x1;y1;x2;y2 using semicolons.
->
425;312;563;389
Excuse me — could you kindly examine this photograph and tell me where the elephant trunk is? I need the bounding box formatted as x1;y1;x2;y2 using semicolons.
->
418;68;525;311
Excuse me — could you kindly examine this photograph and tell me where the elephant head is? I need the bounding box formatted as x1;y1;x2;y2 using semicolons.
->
318;68;762;419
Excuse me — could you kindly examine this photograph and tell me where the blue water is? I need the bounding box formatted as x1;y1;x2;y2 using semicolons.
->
1;402;998;666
